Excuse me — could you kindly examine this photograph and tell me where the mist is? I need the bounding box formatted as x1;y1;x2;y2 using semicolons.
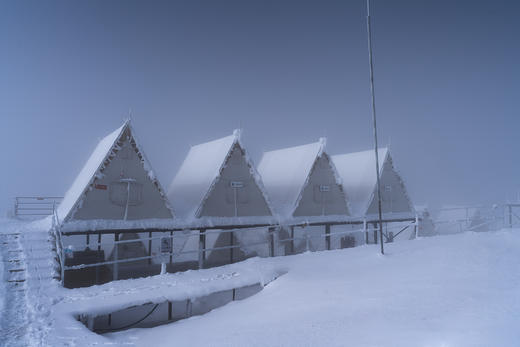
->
1;0;519;215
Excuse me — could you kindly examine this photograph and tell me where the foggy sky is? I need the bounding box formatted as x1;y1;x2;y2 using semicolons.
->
1;0;519;215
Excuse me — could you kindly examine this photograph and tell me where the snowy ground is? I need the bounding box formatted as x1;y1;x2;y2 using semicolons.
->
1;218;520;346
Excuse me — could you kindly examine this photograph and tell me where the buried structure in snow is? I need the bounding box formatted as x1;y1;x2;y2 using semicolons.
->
167;129;275;268
331;148;417;244
56;121;175;287
257;138;351;254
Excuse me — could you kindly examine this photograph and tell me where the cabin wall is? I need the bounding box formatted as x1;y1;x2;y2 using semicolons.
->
72;130;172;220
366;155;413;216
293;155;348;217
198;144;271;217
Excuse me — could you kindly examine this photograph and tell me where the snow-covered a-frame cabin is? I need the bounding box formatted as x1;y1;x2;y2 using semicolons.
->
332;148;416;243
57;121;174;287
257;139;350;254
167;130;274;268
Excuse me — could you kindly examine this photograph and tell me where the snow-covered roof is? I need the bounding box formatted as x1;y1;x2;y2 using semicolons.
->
332;148;389;217
57;121;172;223
168;130;272;221
258;138;336;218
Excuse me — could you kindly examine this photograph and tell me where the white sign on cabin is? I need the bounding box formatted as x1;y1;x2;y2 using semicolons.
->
160;237;172;254
230;181;244;188
319;185;330;192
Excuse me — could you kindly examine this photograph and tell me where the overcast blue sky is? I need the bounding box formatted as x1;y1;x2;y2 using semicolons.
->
1;0;519;214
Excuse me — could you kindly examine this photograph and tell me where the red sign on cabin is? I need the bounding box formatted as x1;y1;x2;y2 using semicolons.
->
94;184;108;190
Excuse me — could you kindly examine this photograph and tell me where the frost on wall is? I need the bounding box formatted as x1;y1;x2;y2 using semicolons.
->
168;130;273;222
332;148;415;220
258;139;349;220
58;121;173;224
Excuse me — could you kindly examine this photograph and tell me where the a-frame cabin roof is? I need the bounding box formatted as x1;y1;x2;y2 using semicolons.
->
168;130;273;222
332;148;414;219
257;138;348;219
57;120;173;224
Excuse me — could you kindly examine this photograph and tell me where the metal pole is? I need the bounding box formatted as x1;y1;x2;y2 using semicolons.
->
229;231;234;264
325;224;331;250
198;229;206;269
366;0;384;255
148;231;152;266
509;205;513;228
364;219;368;244
114;233;119;281
415;213;420;238
61;246;65;286
169;231;173;264
290;226;295;254
268;227;275;257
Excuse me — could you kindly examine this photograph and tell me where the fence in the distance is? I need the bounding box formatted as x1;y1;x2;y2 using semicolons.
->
14;196;63;217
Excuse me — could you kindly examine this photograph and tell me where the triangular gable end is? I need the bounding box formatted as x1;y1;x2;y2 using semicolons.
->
292;150;350;217
258;139;333;219
364;151;414;218
58;121;173;223
196;139;273;218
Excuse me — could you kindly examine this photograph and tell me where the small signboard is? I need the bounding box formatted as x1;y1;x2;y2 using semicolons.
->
160;237;172;254
319;185;330;192
230;181;244;188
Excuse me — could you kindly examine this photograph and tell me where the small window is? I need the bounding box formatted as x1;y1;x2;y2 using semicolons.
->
385;185;392;192
109;181;143;206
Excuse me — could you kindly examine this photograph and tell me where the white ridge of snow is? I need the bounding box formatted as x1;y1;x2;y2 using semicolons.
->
59;215;278;233
55;257;283;319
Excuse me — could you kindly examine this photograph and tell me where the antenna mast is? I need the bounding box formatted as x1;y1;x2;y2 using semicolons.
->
366;0;384;255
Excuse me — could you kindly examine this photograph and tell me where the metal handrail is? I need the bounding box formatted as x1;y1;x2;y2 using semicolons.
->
15;196;63;217
51;204;66;285
62;225;382;272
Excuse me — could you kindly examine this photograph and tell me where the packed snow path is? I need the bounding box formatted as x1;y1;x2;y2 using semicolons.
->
0;218;58;346
0;226;29;347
